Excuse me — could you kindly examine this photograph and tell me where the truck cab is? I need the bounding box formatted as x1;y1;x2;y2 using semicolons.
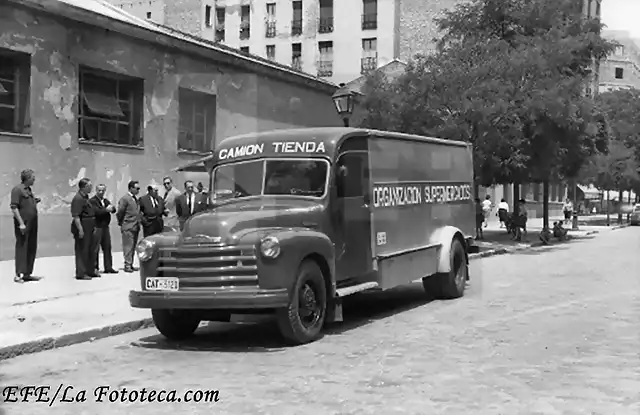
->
130;127;476;345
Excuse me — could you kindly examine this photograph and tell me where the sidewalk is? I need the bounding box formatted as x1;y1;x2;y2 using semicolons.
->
0;253;150;360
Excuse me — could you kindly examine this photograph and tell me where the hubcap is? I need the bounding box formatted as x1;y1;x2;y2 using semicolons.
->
298;282;321;328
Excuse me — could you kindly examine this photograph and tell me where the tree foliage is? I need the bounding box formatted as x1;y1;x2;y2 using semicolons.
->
357;0;616;188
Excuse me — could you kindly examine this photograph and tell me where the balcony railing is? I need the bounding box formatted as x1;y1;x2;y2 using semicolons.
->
318;16;333;33
361;56;378;74
291;18;302;35
240;21;250;39
317;60;333;77
265;21;276;37
292;57;302;71
362;13;377;30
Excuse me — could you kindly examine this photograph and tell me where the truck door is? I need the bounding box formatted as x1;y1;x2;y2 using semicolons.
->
335;150;373;281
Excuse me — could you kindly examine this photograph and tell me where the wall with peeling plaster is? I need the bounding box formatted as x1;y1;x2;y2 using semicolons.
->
0;4;340;259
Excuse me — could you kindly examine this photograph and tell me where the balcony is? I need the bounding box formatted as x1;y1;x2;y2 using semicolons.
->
291;18;302;35
362;13;377;30
361;56;378;74
265;21;276;38
292;57;302;71
318;16;333;33
317;60;333;77
239;21;250;40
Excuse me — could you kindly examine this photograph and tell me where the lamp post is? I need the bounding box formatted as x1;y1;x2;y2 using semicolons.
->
332;83;355;127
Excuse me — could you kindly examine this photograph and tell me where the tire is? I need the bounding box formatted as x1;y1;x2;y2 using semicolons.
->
422;238;468;300
276;260;327;345
151;309;201;341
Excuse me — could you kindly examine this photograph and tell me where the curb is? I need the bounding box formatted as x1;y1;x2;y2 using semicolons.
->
0;318;153;362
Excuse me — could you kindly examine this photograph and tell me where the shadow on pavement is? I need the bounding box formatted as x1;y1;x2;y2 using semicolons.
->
131;283;434;352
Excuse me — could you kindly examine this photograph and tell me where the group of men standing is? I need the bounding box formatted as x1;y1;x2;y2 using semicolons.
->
10;169;208;283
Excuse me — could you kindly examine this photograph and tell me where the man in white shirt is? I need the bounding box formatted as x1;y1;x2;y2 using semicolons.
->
161;176;182;230
497;198;509;228
176;180;206;230
481;195;493;228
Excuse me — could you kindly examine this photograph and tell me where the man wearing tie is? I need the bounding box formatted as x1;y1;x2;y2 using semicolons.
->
116;180;141;273
139;184;165;237
176;180;206;230
90;184;117;274
161;176;181;230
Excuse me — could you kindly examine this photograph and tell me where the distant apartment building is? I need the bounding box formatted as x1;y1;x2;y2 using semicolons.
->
599;30;640;92
108;0;463;84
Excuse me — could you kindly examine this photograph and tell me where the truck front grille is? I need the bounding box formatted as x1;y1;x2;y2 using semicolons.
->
157;244;258;290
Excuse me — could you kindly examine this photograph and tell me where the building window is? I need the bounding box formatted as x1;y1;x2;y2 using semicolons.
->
615;67;624;79
0;49;31;135
178;88;216;153
146;11;151;19
215;7;225;42
362;0;377;30
318;0;333;33
205;5;212;27
292;43;302;71
614;45;624;55
318;41;333;77
292;1;302;36
265;3;276;38
240;46;249;53
266;45;276;60
240;5;250;40
78;67;144;147
361;38;377;74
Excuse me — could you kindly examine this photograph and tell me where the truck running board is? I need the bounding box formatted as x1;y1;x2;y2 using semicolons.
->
335;282;380;298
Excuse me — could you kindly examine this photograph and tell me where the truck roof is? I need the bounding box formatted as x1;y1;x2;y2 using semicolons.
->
174;127;469;172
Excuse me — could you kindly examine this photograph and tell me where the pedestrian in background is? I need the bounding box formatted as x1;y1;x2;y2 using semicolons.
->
139;184;165;237
481;195;492;228
497;198;509;228
562;198;573;226
117;180;141;273
10;169;40;283
90;184;117;274
161;176;181;230
474;197;484;240
71;178;99;280
514;198;528;242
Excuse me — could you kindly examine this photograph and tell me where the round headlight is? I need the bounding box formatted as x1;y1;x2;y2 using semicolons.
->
136;239;155;262
260;236;281;259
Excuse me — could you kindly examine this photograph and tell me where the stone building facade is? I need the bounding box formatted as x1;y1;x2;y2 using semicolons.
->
599;30;640;92
0;0;341;259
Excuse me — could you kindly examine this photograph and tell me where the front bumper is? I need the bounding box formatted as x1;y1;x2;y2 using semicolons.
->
129;288;289;309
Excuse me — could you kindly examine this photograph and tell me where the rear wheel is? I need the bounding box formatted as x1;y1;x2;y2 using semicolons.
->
151;309;201;341
422;239;467;299
276;260;327;345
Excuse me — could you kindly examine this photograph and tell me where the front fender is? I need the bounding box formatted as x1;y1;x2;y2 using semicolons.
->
253;228;335;296
429;226;467;274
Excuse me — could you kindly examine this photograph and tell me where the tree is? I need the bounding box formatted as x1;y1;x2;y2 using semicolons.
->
357;0;615;228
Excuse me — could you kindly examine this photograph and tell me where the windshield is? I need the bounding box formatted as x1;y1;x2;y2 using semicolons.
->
212;158;329;200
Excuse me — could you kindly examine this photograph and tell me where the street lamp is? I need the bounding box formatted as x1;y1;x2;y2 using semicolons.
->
332;83;355;127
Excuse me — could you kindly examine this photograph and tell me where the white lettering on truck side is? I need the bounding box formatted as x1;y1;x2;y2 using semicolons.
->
219;143;265;160
372;183;472;209
272;141;326;154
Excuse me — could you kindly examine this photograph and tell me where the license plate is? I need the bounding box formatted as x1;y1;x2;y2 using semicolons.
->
145;277;179;291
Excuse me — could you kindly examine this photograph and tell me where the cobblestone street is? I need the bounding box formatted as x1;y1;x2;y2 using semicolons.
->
1;227;639;415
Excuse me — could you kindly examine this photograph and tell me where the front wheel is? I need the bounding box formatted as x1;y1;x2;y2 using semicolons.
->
151;309;201;341
276;260;327;345
422;238;468;299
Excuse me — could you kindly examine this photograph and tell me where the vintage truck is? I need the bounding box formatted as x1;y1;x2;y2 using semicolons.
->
130;127;477;345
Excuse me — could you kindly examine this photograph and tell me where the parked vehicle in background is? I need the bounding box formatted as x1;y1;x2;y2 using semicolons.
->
129;127;478;345
630;204;640;226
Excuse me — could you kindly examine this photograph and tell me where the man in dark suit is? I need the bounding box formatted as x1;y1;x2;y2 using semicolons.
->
139;184;165;237
71;177;99;280
176;180;207;230
116;180;141;273
90;184;117;274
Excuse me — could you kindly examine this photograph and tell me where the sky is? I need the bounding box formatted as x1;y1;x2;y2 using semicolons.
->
601;0;640;38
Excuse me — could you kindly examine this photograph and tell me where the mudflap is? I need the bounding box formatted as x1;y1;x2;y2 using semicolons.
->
325;296;343;324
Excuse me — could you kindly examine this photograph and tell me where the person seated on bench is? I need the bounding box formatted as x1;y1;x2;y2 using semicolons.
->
539;226;552;245
552;221;568;240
